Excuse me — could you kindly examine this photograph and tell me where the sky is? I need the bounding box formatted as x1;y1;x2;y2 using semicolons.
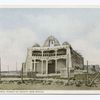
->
0;8;100;71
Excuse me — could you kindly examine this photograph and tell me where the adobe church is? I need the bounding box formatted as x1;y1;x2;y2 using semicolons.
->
23;35;84;77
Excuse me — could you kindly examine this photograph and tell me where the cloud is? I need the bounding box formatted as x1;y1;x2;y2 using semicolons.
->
71;24;100;65
0;28;37;71
0;8;100;70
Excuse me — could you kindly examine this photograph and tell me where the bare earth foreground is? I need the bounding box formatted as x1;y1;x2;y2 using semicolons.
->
0;78;100;90
0;83;100;90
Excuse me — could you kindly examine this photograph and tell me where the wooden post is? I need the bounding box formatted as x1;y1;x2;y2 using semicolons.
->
16;62;17;72
0;57;1;82
87;60;89;85
8;65;9;74
21;63;24;82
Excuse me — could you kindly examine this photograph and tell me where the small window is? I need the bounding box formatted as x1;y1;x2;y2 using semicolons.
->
50;40;54;47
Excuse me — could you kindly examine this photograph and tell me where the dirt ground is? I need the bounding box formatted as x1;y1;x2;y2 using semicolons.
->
0;81;100;90
0;77;100;90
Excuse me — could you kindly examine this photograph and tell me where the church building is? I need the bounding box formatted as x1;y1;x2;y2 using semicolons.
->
23;35;84;78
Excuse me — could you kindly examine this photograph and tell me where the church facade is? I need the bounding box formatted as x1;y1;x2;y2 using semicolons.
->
23;36;84;77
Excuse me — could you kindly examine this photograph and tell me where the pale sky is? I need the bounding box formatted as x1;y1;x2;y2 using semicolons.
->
0;8;100;71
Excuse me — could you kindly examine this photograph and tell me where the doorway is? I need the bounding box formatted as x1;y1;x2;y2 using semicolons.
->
48;60;55;74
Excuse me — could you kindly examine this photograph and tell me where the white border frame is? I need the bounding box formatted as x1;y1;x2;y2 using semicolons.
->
0;3;100;95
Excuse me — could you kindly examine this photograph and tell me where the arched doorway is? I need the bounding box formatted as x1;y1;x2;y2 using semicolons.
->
48;60;55;74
